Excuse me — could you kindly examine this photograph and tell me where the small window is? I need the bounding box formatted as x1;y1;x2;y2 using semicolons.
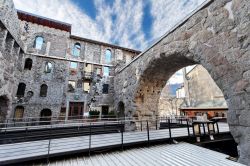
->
96;68;102;75
40;84;48;97
103;84;109;94
16;83;26;97
85;63;92;73
103;67;109;76
24;58;32;70
68;81;76;92
72;43;81;57
70;62;78;69
83;80;90;93
44;62;52;73
105;49;112;63
14;106;24;120
34;36;44;50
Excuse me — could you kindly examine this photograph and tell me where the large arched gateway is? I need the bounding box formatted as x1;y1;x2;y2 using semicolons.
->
114;0;249;164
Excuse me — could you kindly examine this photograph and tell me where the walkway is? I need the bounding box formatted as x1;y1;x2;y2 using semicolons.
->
0;123;230;165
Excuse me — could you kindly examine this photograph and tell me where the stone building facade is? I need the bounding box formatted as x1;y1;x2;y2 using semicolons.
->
183;65;227;108
0;1;140;121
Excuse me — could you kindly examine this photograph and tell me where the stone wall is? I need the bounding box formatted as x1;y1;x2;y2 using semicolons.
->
115;0;250;164
0;0;24;121
184;65;227;107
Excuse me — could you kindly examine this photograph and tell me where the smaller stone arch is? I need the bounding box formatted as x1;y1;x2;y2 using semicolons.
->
40;109;52;125
117;101;125;118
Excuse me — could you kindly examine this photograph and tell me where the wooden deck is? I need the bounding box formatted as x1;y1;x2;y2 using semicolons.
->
0;123;230;165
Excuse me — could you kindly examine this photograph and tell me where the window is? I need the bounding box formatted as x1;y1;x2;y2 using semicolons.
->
72;43;81;57
14;106;24;120
85;63;92;73
34;36;44;50
103;84;109;94
96;68;102;75
24;58;32;70
40;84;48;97
103;67;109;76
83;80;90;93
105;49;112;63
16;83;26;97
70;62;78;69
44;62;52;73
68;81;76;92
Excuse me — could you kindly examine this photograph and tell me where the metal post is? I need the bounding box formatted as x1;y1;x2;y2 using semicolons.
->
141;120;142;131
186;119;190;137
89;122;92;156
168;118;172;140
121;123;124;150
156;119;158;130
216;122;219;134
147;120;150;147
47;139;51;164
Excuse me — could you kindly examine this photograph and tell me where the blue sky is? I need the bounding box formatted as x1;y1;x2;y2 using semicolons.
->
13;0;202;84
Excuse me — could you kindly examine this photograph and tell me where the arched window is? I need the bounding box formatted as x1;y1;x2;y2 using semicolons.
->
44;62;52;73
34;36;44;50
16;83;26;97
105;49;112;63
14;106;24;120
40;84;48;97
72;43;81;57
24;58;32;70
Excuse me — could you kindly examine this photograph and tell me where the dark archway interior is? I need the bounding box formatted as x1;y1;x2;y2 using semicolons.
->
40;109;52;125
117;101;125;118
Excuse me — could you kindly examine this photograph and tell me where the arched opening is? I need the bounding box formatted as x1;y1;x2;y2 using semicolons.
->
105;49;112;63
24;58;32;70
16;83;26;97
40;109;52;125
72;43;81;57
117;102;125;118
14;106;24;121
0;96;9;122
40;84;48;97
34;36;44;50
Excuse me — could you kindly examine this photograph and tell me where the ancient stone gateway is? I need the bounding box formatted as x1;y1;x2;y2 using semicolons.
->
114;0;249;164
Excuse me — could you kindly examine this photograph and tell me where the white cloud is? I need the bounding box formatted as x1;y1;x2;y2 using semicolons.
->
13;0;146;50
168;69;183;84
150;0;205;41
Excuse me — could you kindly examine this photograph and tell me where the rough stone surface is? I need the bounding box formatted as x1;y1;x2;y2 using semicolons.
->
114;0;250;164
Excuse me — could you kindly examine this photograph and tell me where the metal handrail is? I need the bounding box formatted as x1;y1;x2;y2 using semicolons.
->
0;117;225;165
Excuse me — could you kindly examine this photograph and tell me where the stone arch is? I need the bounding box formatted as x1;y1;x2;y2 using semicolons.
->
115;0;249;163
117;101;125;118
